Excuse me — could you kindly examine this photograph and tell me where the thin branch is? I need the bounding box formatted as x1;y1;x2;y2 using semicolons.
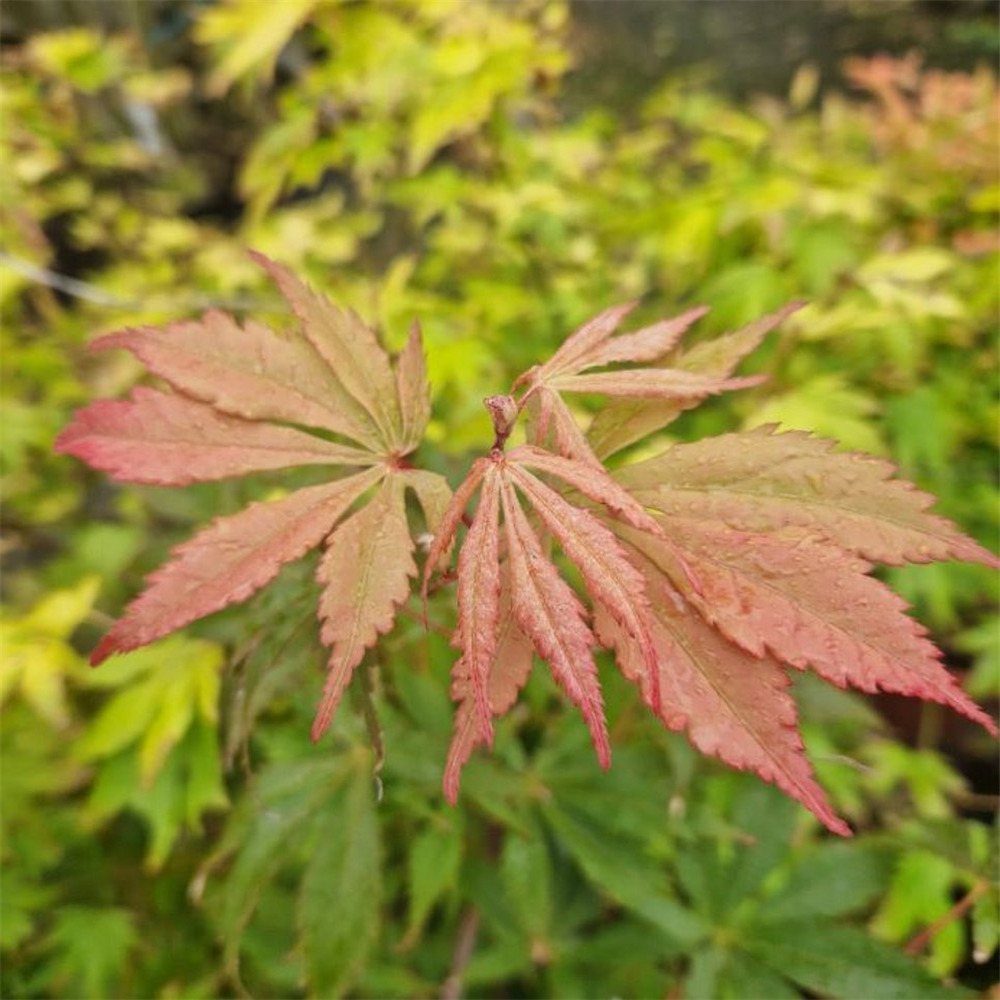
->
440;907;481;1000
905;879;989;956
0;253;284;313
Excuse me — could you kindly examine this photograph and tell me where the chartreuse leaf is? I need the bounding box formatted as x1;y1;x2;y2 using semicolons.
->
672;784;796;924
42;906;138;999
872;850;966;977
973;884;999;965
0;575;99;728
684;947;729;1000
299;763;382;999
84;719;226;869
212;756;349;977
862;744;967;819
0;706;82;925
74;635;223;786
553;920;676;1000
955;614;1000;700
747;373;885;456
742;922;971;999
195;0;318;95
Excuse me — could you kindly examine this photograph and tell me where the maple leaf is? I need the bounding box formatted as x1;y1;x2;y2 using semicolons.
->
59;264;997;834
514;299;775;464
423;432;677;793
425;301;997;834
56;252;449;741
587;301;804;459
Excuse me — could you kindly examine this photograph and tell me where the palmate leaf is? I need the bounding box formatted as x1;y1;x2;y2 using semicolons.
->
454;464;504;744
313;475;417;740
588;301;804;459
499;472;611;767
425;300;996;832
615;424;1000;568
631;516;996;731
593;560;850;838
57;387;378;486
444;561;534;802
57;252;446;742
92;306;381;446
59;262;996;835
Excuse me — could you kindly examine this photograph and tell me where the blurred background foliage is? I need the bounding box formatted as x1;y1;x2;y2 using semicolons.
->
1;1;997;997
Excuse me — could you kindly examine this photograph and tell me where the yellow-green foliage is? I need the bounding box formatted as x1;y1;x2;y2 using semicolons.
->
2;3;996;997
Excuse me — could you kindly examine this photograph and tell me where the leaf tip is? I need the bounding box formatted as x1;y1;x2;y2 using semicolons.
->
442;750;464;805
310;714;331;744
245;247;274;269
823;813;854;838
90;636;116;666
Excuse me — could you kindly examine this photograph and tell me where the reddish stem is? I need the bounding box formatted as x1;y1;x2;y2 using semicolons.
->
905;879;989;956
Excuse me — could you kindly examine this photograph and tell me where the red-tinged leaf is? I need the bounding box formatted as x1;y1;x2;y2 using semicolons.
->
250;252;402;448
93;309;380;448
532;386;603;468
455;464;503;743
499;476;611;768
550;368;765;399
615;425;1000;569
420;458;489;608
91;466;386;664
313;474;417;740
511;442;707;596
683;301;805;373
588;301;805;459
395;320;431;453
594;567;850;837
525;386;554;446
444;563;534;803
508;444;666;537
566;305;710;370
55;388;377;486
401;469;453;535
640;516;999;735
532;301;639;381
508;463;662;713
